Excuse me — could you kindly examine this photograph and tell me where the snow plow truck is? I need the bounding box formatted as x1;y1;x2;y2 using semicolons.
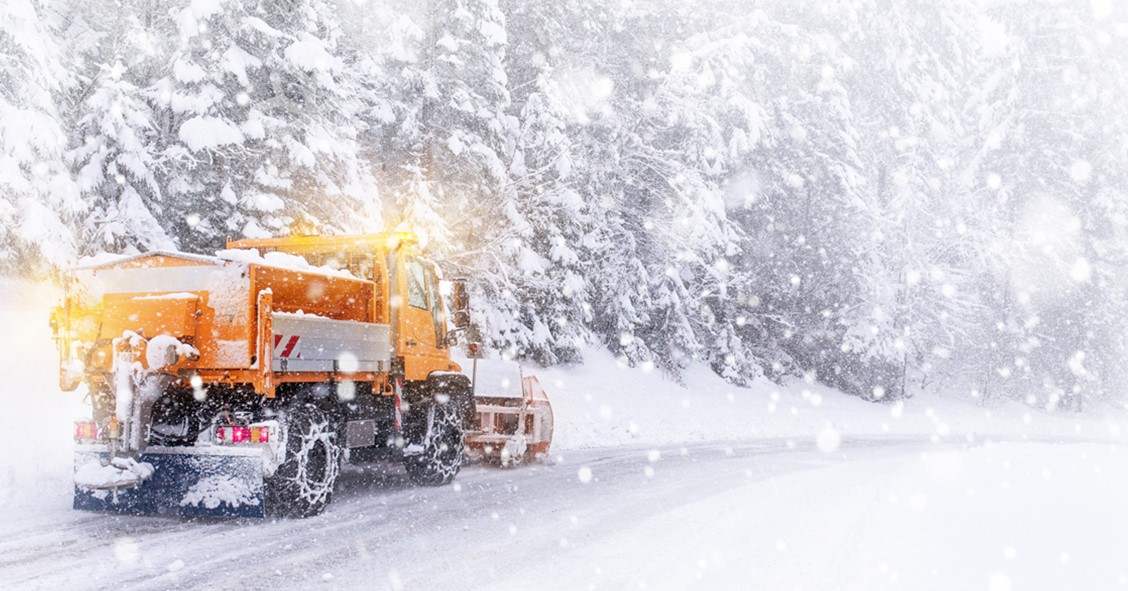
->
51;232;515;518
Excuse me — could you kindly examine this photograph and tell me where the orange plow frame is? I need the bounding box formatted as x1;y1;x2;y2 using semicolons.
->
466;375;554;466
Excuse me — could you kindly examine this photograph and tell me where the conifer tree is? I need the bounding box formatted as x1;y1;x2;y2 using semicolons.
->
67;0;175;255
0;0;81;274
157;0;378;252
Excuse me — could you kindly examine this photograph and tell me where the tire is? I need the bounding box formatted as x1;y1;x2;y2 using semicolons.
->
403;398;465;486
266;403;341;518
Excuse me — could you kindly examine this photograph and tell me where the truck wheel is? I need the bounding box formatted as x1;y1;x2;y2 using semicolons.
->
266;403;341;517
403;399;464;486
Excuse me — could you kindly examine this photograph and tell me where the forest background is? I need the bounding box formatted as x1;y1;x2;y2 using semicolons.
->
2;0;1126;408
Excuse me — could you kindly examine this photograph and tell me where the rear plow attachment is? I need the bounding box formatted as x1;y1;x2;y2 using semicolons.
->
466;369;554;467
73;445;267;518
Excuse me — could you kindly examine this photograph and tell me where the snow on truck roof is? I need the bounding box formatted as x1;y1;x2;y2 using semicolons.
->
76;248;357;279
225;231;420;254
76;250;214;269
215;249;357;279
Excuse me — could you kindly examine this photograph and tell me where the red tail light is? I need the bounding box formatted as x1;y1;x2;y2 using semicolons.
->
74;420;98;441
215;425;270;444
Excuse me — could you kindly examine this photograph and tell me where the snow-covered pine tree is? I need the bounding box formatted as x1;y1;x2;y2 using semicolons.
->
372;0;514;246
968;1;1128;407
156;0;378;253
491;0;615;365
831;0;984;400
494;89;593;365
673;5;871;389
372;0;526;357
334;1;424;234
636;28;758;382
66;0;175;255
0;0;81;275
568;139;666;369
333;1;450;255
567;2;705;374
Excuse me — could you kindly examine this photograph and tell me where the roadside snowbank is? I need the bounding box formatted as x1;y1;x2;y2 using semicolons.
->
480;349;1128;452
0;279;87;514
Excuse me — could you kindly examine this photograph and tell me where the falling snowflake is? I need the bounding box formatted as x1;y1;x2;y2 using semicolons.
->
816;426;841;453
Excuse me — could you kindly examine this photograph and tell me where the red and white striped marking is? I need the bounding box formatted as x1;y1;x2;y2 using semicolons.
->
273;334;302;359
394;377;404;432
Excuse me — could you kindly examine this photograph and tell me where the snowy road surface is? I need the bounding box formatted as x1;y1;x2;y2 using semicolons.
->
3;436;1127;591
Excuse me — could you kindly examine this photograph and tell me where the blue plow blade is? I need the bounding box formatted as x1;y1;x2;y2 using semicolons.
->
73;444;267;518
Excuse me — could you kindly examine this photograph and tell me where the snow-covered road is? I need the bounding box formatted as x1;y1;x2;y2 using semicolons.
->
4;436;1126;591
4;279;1127;590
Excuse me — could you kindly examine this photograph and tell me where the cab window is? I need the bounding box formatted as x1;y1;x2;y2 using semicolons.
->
406;258;428;309
424;265;445;347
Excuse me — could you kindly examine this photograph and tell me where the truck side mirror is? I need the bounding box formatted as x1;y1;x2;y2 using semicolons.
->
452;282;471;329
445;329;462;347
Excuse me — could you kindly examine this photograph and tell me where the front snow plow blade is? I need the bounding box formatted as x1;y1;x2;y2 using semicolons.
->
74;445;266;518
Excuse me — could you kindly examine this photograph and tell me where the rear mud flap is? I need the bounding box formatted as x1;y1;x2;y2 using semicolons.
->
73;446;266;518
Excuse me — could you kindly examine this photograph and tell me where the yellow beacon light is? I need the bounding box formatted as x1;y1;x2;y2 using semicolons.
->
387;231;419;249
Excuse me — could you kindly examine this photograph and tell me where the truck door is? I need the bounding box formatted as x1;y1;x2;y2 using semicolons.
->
398;255;450;381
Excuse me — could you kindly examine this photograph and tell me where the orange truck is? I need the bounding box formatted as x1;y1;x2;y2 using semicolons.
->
52;232;485;517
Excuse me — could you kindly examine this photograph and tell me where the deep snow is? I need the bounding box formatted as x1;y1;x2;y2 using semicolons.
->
3;278;1128;590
